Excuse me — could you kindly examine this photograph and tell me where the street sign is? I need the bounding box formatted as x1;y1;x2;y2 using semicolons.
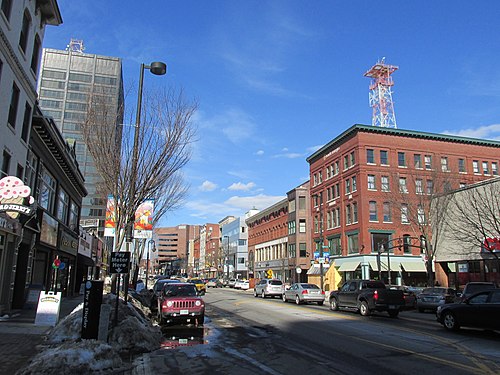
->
110;252;130;274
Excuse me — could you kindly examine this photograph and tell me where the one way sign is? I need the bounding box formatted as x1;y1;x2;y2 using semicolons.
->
110;252;130;274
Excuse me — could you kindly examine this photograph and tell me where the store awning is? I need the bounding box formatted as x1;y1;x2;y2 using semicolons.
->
338;261;360;272
77;253;95;267
307;264;330;275
368;260;399;271
400;261;427;272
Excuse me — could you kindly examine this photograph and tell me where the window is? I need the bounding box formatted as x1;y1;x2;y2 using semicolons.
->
426;179;434;195
31;35;42;74
401;204;409;224
21;102;32;142
1;0;13;21
417;205;425;224
1;150;11;178
369;201;378;221
288;220;296;235
25;151;38;190
415;179;423;194
16;164;23;179
381;176;390;192
441;157;449;172
403;235;411;254
458;158;466;173
399;177;408;193
352;202;358;223
299;219;306;233
367;149;375;164
288;199;296;213
414;154;422;169
8;82;20;128
380;150;388;165
352;176;357;192
329;237;341;256
334;207;340;228
345;179;351;194
398;152;406;167
343;155;348;170
425;155;433;169
288;244;296;258
326;210;332;229
368;174;376;190
346;204;352;225
326;165;331;179
56;189;69;223
347;233;359;254
383;202;391;222
473;160;479;173
298;196;306;210
69;72;92;83
334;161;339;175
68;201;79;230
299;243;307;257
19;10;31;53
492;162;498;176
482;161;489;175
350;151;355;167
38;167;56;212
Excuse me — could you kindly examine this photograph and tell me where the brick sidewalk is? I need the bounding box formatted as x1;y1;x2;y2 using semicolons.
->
0;295;83;374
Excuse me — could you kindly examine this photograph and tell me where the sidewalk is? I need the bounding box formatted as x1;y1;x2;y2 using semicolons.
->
0;294;84;375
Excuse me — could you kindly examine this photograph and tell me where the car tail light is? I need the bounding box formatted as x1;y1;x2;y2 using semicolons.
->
321;291;325;295
301;290;308;295
373;290;379;301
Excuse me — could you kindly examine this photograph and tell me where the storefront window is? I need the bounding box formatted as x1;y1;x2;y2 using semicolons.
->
56;188;69;223
38;167;56;212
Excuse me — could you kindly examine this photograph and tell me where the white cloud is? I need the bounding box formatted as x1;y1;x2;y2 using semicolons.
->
442;124;500;141
255;150;265;156
272;152;304;159
228;182;256;191
225;194;285;211
199;180;217;192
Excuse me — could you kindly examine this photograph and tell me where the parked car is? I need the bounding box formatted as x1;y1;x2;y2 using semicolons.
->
234;279;244;289
456;282;497;302
282;283;325;305
436;289;500;331
187;278;206;295
388;285;417;310
227;278;237;288
206;278;222;288
329;279;405;318
239;280;250;290
416;287;457;312
157;282;205;326
254;279;284;298
150;278;179;312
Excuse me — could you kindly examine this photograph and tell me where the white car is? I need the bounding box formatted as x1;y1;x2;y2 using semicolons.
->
240;280;250;290
234;279;244;289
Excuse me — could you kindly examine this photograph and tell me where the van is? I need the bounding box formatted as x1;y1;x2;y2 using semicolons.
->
254;279;284;298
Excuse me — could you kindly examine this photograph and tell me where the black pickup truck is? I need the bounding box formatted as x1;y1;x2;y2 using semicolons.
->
329;279;405;318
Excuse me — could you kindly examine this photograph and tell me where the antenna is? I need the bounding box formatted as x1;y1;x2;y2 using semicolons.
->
364;59;398;128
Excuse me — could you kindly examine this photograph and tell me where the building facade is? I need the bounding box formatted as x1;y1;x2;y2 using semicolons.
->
37;41;124;237
306;124;500;287
155;225;200;276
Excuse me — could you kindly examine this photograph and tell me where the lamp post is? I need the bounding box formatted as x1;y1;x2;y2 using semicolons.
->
124;61;167;303
145;239;156;289
224;235;230;281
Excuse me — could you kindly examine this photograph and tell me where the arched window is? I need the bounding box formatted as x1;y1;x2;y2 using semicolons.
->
19;10;32;53
31;34;41;74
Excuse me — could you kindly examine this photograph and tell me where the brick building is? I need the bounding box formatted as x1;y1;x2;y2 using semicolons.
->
306;124;500;287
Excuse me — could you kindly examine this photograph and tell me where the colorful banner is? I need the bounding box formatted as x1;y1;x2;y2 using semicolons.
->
104;195;116;237
134;199;154;239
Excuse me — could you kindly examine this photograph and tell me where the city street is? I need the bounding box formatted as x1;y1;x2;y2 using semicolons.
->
137;288;500;374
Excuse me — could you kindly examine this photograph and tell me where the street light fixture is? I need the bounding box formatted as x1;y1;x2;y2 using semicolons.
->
224;235;230;281
124;61;167;303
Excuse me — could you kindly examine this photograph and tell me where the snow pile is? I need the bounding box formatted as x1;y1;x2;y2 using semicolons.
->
18;293;162;374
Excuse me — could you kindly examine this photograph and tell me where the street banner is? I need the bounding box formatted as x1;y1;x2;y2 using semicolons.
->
134;199;154;239
104;195;116;237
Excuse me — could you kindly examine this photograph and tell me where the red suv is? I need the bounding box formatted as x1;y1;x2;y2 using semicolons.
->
157;283;205;326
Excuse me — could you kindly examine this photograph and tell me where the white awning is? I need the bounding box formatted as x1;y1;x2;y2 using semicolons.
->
368;260;399;271
338;261;360;272
307;264;330;275
400;261;427;272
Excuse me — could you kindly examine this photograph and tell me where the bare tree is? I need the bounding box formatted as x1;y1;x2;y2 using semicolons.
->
81;85;197;286
443;178;500;255
389;168;457;286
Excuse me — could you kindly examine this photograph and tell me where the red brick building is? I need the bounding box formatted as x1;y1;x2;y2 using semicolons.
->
306;124;500;286
155;225;200;276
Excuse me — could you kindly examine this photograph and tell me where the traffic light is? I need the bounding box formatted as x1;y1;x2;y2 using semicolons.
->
266;269;273;279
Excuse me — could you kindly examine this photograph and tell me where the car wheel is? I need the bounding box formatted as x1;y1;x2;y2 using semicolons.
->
282;294;287;303
317;301;324;306
295;296;301;305
254;290;258;297
330;298;339;311
418;307;425;313
359;301;370;316
261;290;266;298
442;311;459;331
388;309;399;318
196;314;205;326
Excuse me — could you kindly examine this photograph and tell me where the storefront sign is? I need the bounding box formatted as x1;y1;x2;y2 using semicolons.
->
60;230;78;256
0;176;35;220
34;291;61;326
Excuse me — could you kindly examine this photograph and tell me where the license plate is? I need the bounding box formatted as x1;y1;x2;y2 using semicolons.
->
179;339;188;344
180;309;189;315
389;305;398;309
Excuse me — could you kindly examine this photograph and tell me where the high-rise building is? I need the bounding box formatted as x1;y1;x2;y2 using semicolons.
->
37;40;124;236
155;225;200;276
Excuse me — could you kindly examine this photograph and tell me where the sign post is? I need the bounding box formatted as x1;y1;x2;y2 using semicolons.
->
81;280;104;339
110;252;130;327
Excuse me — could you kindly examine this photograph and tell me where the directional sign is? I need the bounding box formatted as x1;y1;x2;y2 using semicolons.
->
110;252;130;274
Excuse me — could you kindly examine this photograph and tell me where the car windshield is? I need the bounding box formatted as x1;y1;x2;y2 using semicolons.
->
301;284;319;289
154;280;174;292
190;279;203;284
163;284;198;297
465;284;495;294
422;287;449;294
270;280;283;285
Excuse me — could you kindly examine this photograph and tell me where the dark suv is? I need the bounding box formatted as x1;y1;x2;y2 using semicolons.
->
457;282;497;302
254;279;284;298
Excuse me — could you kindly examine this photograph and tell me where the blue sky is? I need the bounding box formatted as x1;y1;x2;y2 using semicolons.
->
44;1;500;227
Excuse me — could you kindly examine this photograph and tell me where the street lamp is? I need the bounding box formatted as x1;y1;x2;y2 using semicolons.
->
124;61;167;302
224;235;230;281
145;239;156;289
314;193;325;291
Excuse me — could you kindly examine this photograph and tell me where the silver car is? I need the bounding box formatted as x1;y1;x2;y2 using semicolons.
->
254;279;284;298
282;283;325;305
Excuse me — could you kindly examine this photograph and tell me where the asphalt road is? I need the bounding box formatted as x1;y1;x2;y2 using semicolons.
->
134;287;500;375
